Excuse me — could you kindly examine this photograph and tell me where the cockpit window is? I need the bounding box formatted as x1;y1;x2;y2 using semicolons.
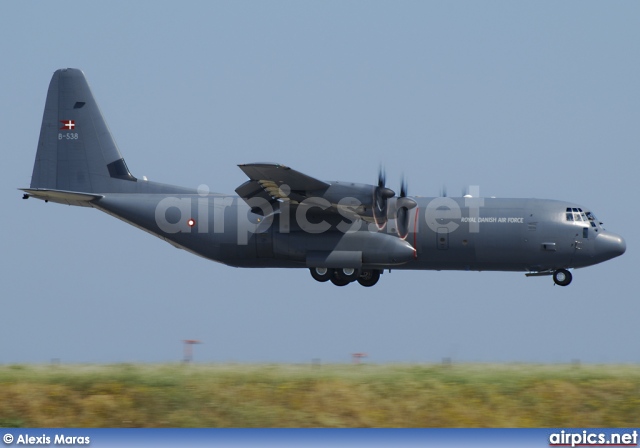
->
566;208;599;228
586;211;599;228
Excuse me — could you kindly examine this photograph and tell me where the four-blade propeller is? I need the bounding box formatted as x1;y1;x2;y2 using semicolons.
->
396;174;418;239
373;167;417;238
373;166;396;228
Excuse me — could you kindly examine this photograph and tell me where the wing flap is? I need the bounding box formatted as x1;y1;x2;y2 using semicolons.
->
235;180;275;204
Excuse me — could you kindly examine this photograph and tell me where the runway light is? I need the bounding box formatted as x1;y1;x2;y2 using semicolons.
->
187;218;196;227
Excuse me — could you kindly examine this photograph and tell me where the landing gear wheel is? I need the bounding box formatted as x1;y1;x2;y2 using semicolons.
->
331;269;353;286
310;267;332;283
330;272;351;287
357;269;381;287
337;268;359;282
553;269;572;286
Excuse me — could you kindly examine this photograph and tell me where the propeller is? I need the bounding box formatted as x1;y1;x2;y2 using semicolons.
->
373;166;395;228
395;174;417;239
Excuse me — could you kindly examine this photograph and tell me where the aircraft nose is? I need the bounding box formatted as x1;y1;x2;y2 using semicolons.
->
594;231;626;261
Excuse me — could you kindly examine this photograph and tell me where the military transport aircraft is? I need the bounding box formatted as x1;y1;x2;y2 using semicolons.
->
22;69;626;287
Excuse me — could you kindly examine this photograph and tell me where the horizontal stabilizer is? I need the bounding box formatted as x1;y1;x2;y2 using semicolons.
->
21;188;103;207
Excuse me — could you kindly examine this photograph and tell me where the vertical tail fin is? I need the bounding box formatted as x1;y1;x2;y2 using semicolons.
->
30;68;137;193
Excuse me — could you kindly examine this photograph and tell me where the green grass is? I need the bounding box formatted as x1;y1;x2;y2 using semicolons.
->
0;363;638;427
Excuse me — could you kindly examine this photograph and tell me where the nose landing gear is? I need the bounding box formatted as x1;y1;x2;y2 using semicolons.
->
553;269;572;286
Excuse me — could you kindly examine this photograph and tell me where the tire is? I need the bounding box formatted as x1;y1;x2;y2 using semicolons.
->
331;269;351;286
330;274;350;286
337;267;359;282
357;269;381;287
553;269;572;286
310;267;332;283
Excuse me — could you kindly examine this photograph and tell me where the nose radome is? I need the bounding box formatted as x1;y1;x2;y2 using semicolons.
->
595;231;626;260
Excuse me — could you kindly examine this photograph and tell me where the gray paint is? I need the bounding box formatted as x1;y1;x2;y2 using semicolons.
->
24;69;626;288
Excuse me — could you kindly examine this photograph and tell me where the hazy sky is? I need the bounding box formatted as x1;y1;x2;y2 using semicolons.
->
1;1;638;364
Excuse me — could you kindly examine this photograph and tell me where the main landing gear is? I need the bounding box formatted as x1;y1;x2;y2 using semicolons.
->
309;267;382;287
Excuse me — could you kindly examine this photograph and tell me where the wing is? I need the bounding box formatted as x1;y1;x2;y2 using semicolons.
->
235;163;330;212
237;163;329;191
235;163;417;233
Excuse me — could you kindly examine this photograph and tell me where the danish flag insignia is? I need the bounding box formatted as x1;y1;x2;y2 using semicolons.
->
60;120;75;130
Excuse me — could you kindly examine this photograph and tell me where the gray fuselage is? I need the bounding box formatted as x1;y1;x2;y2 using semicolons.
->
90;181;625;274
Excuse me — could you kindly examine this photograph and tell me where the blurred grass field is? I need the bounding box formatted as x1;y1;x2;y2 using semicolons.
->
0;363;638;427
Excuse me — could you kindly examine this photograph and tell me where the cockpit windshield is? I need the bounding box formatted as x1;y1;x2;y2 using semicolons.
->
566;207;599;229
